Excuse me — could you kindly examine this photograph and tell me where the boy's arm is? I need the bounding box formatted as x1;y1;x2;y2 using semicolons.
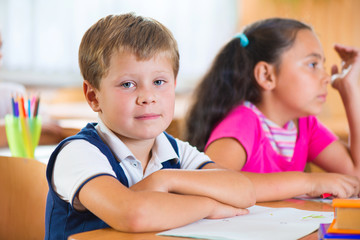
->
78;175;248;232
132;164;255;209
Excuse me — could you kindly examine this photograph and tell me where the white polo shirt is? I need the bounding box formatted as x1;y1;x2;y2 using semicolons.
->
52;118;211;207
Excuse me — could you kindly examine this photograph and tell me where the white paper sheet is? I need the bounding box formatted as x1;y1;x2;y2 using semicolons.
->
158;205;334;240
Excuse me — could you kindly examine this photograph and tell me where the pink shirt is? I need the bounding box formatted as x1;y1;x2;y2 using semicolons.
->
205;105;338;173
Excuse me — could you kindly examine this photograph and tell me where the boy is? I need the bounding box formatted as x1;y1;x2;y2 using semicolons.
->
45;13;255;240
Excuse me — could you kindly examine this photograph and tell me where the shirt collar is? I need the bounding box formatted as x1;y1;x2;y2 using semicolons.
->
153;132;179;164
95;117;179;164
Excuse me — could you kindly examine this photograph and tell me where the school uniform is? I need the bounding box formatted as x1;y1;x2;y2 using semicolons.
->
45;118;212;240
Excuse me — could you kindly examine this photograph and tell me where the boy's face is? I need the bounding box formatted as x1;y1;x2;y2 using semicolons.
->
87;51;176;142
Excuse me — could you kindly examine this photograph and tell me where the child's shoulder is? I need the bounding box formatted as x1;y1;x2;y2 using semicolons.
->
222;104;260;124
211;104;261;138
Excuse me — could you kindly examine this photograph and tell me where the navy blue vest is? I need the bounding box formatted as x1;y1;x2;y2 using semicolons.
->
45;123;180;240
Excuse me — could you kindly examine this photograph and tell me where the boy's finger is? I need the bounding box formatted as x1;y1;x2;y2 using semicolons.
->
236;208;249;216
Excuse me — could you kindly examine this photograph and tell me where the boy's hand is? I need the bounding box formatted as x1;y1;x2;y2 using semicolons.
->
206;200;249;219
306;172;360;198
331;44;360;89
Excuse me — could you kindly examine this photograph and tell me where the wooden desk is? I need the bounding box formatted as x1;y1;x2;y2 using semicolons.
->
68;199;333;240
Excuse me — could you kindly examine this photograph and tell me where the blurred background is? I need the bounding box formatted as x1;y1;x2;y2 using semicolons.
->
0;0;237;92
0;0;359;141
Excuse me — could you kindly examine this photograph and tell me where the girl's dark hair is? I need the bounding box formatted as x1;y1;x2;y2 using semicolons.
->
185;18;312;152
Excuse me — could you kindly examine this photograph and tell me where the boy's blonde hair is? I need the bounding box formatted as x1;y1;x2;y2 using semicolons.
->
79;13;179;89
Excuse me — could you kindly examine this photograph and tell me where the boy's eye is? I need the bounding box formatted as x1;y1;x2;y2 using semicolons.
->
154;80;165;86
121;82;135;88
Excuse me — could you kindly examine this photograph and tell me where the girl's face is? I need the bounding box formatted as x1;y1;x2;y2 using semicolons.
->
90;51;176;143
271;29;330;119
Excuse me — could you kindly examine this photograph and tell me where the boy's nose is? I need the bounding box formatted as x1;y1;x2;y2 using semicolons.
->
136;90;156;105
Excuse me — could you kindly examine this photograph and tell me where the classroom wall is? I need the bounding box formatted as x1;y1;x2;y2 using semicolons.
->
237;0;360;140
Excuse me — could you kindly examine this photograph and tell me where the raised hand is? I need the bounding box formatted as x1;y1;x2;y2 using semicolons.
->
331;44;360;89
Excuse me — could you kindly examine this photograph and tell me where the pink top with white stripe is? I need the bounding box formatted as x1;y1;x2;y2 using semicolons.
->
243;101;297;162
205;104;338;173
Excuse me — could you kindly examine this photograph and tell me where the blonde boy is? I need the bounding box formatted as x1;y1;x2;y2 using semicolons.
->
45;13;255;240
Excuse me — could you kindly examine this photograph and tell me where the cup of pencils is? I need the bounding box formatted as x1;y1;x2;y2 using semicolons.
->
5;94;41;159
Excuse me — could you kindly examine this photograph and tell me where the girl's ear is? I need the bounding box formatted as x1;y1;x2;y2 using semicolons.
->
253;61;276;91
83;80;101;112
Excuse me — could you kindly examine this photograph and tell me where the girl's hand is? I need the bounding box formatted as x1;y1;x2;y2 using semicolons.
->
307;172;360;198
331;44;360;90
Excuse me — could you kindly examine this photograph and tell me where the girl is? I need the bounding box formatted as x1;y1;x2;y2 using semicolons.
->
185;18;360;202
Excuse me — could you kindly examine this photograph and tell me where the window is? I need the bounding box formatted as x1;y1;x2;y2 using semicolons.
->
0;0;237;92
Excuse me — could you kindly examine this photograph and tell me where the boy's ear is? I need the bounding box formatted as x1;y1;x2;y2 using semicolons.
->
253;61;276;90
83;80;101;112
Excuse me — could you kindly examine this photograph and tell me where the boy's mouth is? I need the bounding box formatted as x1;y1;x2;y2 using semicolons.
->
135;113;161;120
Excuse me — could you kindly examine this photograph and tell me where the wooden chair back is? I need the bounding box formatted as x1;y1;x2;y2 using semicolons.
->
0;156;48;240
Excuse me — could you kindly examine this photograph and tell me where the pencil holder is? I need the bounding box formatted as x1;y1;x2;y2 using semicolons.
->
5;114;42;159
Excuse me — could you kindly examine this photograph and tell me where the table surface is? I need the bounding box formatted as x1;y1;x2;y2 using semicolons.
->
68;198;333;240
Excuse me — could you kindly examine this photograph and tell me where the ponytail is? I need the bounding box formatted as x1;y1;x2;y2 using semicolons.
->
185;39;257;151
